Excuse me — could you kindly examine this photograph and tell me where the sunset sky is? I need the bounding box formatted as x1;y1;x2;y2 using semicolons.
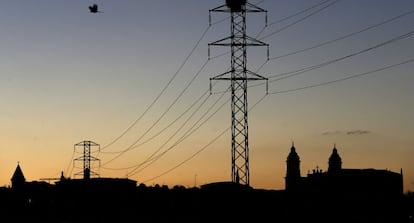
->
0;0;413;192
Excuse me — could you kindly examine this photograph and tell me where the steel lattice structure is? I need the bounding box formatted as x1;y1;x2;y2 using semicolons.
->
74;140;100;180
209;0;268;185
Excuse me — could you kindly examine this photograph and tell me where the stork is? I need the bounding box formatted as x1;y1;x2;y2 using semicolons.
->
88;4;102;13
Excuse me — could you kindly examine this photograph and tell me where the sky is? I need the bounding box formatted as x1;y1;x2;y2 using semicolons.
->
0;0;413;192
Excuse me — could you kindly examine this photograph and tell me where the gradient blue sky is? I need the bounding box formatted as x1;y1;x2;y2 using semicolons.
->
0;0;413;192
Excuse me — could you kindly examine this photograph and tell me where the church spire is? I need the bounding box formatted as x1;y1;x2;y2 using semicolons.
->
11;162;26;189
328;144;342;174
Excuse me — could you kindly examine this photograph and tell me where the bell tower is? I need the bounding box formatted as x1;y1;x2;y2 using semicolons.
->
286;143;301;190
328;145;342;174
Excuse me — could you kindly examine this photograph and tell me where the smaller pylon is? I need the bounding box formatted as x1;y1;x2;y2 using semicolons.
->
74;140;100;180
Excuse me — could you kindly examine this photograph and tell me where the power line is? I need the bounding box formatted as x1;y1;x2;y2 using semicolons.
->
218;28;414;91
101;74;229;170
209;0;340;61
167;4;352;175
255;7;414;73
101;87;214;171
99;1;412;182
102;59;210;166
142;126;228;184
268;29;414;81
268;58;414;95
131;93;213;163
129;86;220;154
268;8;414;61
256;0;333;38
101;25;211;150
126;88;230;177
101;61;212;155
138;56;414;183
101;90;211;155
117;2;413;188
101;80;229;171
259;0;341;40
141;94;267;183
100;9;235;162
120;66;262;172
100;0;265;153
64;149;75;178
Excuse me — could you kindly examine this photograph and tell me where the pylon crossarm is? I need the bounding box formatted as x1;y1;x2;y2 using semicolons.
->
246;70;268;80
211;70;233;80
209;37;268;48
245;2;267;13
209;36;233;46
210;4;229;13
89;157;100;161
74;141;99;147
245;36;268;46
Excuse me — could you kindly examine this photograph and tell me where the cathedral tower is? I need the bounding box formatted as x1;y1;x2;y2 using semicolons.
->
328;145;342;174
285;143;301;190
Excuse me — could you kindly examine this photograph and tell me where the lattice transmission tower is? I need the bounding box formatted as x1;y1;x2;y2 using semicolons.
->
74;140;100;180
209;0;268;185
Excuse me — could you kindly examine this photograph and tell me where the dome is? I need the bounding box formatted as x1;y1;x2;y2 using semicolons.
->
287;144;300;162
328;146;342;173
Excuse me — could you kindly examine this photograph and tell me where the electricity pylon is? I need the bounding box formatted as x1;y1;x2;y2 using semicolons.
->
74;140;100;180
209;0;268;186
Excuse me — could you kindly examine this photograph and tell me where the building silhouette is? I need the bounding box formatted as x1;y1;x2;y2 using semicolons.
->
0;145;412;222
285;144;405;222
285;144;403;195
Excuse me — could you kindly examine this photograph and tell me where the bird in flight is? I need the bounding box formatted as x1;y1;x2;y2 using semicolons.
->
88;4;102;13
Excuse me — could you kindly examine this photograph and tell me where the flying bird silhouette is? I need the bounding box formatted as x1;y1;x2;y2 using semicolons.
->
88;4;102;13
